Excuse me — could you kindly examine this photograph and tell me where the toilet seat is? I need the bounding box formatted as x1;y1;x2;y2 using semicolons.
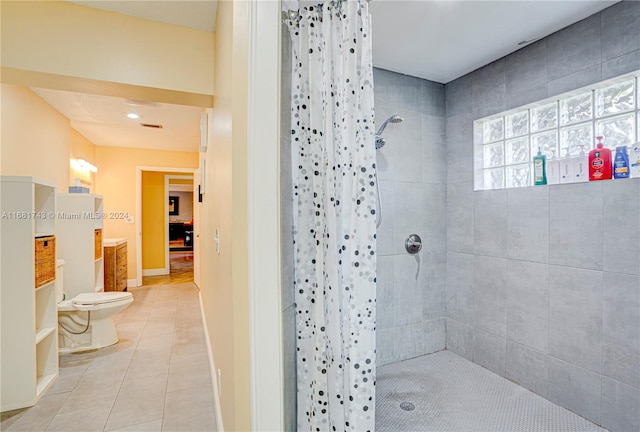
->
58;292;133;312
73;292;132;306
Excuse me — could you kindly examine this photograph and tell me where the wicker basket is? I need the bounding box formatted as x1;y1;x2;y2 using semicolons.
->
35;236;56;288
95;229;103;260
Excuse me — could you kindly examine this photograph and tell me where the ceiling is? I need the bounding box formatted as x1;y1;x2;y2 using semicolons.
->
69;1;217;33
36;0;618;153
370;0;617;84
32;88;203;152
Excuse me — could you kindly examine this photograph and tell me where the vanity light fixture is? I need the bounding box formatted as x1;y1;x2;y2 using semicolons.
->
71;158;98;173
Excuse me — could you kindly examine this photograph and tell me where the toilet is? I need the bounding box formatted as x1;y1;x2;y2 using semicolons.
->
56;260;133;353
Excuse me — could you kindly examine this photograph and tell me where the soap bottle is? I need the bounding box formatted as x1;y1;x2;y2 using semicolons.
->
533;147;547;185
559;148;574;184
630;143;640;178
547;150;560;185
589;136;612;181
613;146;630;179
573;145;589;182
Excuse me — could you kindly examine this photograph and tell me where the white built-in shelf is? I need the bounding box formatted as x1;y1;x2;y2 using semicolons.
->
35;327;55;345
56;194;105;300
35;281;55;293
35;374;57;398
1;176;59;412
34;232;55;238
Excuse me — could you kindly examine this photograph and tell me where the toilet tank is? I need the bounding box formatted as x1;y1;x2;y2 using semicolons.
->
55;259;65;304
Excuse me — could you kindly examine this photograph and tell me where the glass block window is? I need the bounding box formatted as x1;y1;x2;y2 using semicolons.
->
531;102;558;132
483;118;504;143
483;142;504;167
475;73;640;191
531;130;558;159
596;113;635;149
560;93;592;125
505;111;529;138
560;122;593;157
506;164;530;188
484;168;504;190
506;137;529;165
596;79;635;117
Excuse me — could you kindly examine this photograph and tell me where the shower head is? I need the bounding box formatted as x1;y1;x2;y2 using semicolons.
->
375;115;404;149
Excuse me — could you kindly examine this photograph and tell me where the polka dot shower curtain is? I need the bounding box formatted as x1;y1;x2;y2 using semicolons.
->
286;1;377;431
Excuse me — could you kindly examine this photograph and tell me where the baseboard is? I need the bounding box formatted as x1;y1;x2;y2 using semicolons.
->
127;279;138;288
142;268;169;276
199;291;224;432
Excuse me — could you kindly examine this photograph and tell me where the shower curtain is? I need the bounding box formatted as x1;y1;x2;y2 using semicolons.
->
286;1;377;431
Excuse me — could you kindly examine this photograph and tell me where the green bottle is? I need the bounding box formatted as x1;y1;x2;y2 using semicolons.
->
533;147;547;185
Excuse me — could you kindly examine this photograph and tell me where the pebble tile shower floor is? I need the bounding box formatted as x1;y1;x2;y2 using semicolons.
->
376;350;607;432
0;283;217;432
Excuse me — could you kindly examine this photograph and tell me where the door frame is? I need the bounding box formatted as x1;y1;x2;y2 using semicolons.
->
246;0;284;429
135;166;196;287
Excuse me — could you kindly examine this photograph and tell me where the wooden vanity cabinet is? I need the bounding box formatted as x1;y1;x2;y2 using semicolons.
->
104;240;127;292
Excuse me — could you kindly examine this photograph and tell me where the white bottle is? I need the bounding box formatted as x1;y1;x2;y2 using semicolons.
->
559;149;574;184
547;150;560;185
630;143;640;178
573;145;589;182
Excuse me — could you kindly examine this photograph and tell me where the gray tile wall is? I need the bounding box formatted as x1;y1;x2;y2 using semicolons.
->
444;2;640;430
374;68;447;366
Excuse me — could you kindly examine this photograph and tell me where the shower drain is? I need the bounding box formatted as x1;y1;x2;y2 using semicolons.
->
399;401;415;411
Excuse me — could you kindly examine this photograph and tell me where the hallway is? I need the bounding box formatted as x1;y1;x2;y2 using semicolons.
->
143;252;195;286
0;283;216;432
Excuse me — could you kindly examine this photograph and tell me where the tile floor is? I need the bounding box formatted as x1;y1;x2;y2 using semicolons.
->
376;350;607;432
142;253;194;286
1;282;217;432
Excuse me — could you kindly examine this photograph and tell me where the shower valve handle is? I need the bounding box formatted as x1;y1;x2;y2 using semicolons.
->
405;234;422;254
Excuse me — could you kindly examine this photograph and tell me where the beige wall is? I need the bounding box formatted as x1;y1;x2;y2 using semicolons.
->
1;1;214;95
141;171;166;271
199;0;251;429
0;84;70;192
94;146;198;281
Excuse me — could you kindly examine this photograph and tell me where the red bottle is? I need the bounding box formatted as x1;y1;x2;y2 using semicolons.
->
589;136;612;181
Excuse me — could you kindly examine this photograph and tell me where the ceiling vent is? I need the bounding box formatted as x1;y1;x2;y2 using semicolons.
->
126;99;159;107
140;123;163;129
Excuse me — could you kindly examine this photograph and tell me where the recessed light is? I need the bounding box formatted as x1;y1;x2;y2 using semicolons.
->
126;113;140;119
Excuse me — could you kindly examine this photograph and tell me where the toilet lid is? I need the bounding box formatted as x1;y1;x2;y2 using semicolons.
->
72;292;132;306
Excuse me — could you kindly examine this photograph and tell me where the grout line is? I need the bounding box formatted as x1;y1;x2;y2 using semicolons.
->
102;303;143;431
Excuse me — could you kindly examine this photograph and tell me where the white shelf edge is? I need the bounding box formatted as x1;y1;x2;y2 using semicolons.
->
35;281;55;292
34;232;55;238
0;176;56;188
35;327;55;344
35;373;58;398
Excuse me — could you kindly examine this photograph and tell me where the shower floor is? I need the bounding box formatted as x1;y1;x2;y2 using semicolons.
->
376;350;606;432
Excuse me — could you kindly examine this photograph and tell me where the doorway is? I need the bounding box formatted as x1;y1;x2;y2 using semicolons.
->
165;175;195;285
137;166;197;287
